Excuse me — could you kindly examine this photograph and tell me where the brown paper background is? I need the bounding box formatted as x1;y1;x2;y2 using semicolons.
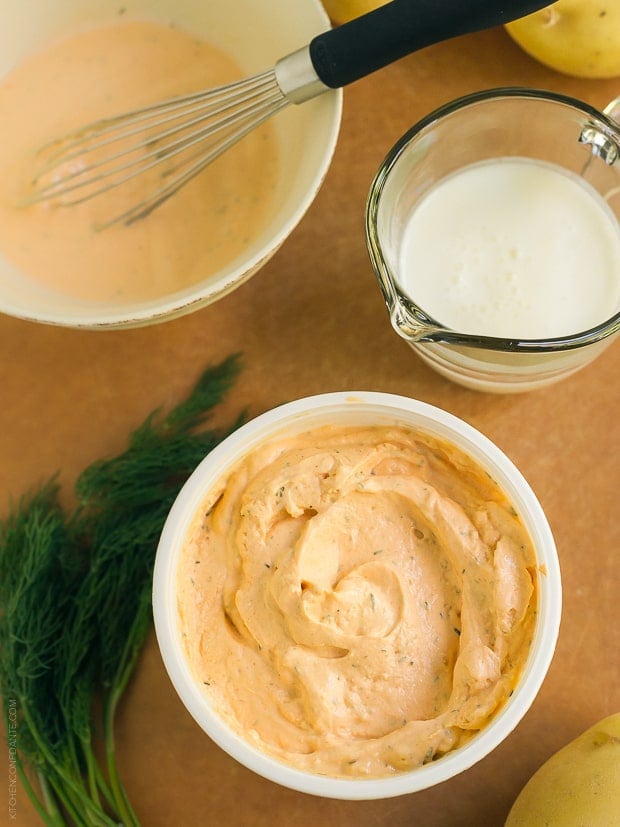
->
1;24;619;827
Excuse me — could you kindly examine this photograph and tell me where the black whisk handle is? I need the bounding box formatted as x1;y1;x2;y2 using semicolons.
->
309;0;549;89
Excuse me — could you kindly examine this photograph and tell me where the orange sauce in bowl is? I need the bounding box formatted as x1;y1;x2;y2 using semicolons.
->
0;20;279;304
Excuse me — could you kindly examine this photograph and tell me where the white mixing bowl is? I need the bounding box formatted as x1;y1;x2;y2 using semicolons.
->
0;0;341;328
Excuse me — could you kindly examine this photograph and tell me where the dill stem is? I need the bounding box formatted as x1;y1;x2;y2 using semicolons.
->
67;736;91;801
1;698;61;827
83;744;103;813
44;764;115;827
51;768;119;827
99;592;150;827
14;764;65;827
87;745;117;814
103;686;140;827
19;702;114;827
47;773;91;827
35;769;68;827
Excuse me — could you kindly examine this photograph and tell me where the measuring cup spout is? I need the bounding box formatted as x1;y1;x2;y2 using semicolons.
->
389;303;445;343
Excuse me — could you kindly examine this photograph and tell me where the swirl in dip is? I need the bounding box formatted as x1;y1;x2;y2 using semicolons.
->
176;424;537;778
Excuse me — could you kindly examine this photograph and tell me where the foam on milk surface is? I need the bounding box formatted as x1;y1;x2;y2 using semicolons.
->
398;158;620;338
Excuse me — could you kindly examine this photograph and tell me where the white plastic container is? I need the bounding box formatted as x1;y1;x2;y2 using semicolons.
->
153;391;562;800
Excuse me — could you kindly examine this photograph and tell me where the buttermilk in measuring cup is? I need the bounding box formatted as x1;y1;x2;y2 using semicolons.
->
398;157;620;339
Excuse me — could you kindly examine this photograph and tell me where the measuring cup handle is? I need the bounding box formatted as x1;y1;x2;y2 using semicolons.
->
310;0;550;89
604;96;620;124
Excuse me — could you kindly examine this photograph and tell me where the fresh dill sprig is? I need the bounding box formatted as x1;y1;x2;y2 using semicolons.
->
0;354;243;826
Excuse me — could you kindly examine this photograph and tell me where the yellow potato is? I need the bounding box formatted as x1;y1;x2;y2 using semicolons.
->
505;713;620;825
321;0;389;25
505;1;620;78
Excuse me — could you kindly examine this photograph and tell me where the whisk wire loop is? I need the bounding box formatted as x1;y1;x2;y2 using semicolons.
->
29;69;288;226
99;94;289;228
42;69;281;166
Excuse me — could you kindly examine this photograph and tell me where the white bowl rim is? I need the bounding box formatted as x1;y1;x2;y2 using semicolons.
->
153;391;562;800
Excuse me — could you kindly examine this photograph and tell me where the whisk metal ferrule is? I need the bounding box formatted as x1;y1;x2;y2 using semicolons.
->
274;46;330;105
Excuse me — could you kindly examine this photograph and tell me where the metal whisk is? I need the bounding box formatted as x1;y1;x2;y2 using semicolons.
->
28;0;550;227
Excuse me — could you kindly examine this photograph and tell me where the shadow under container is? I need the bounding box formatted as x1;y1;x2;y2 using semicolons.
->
366;88;620;393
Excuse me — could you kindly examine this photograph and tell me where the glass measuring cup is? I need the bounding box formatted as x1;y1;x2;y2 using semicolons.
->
366;88;620;392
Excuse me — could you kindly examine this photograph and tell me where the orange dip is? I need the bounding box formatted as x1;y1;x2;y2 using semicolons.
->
177;424;538;777
0;20;278;304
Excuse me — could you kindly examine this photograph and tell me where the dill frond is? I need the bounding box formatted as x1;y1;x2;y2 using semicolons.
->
0;355;243;826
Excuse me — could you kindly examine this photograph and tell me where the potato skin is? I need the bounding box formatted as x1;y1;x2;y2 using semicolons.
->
320;0;388;25
505;713;620;826
505;1;620;79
